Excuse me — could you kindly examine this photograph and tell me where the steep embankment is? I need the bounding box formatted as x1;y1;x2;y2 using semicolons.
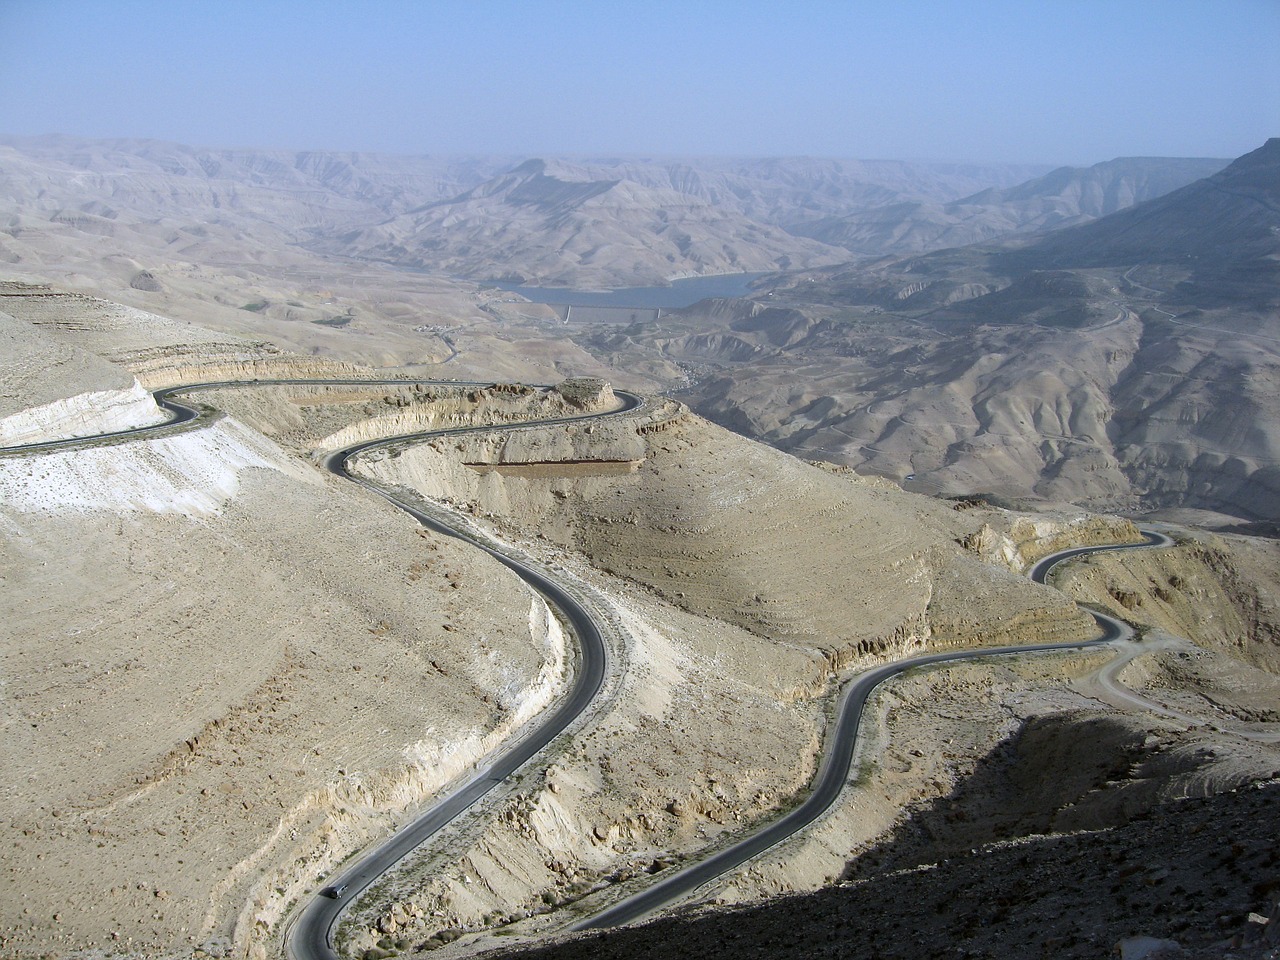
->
332;401;1126;955
1055;530;1280;675
0;309;166;444
0;335;572;959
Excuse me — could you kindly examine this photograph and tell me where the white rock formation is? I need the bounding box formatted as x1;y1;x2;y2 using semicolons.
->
0;379;167;446
0;309;168;445
0;417;319;518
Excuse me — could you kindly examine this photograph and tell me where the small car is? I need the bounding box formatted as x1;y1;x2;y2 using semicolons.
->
323;884;349;899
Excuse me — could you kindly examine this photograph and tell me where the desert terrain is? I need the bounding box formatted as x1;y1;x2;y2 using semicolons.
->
1;137;1277;960
1;283;1276;960
587;139;1280;527
3;137;1271;524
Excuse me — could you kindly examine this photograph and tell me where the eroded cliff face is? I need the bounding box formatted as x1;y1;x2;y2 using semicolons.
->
958;513;1143;573
334;389;1123;953
0;308;168;444
0;378;167;445
178;378;631;457
1055;531;1280;674
0;408;565;960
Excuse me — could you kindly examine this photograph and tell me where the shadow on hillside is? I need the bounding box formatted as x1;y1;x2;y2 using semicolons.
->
474;713;1279;960
846;710;1170;881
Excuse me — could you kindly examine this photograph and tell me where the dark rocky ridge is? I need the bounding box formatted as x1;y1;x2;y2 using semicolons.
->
793;155;1230;258
470;722;1280;960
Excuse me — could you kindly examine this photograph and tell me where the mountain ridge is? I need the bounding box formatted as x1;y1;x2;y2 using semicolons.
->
791;155;1230;257
582;139;1280;522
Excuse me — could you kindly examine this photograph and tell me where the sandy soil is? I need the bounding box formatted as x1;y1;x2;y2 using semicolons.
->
466;651;1280;960
0;304;591;958
3;287;1278;960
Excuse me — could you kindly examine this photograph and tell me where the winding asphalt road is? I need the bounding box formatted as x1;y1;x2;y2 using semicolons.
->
0;377;637;960
0;379;495;456
0;385;203;455
3;383;1178;952
285;387;643;960
574;529;1173;930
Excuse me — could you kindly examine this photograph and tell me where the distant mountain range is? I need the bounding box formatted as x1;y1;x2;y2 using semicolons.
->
3;133;1273;520
781;138;1278;317
306;152;1234;287
790;156;1229;257
309;157;848;287
2;135;1230;288
593;139;1280;522
1003;137;1280;301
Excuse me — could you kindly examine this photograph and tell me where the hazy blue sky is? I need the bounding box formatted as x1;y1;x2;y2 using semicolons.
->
1;0;1276;164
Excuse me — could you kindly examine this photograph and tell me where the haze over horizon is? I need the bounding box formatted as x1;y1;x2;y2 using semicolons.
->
1;0;1277;166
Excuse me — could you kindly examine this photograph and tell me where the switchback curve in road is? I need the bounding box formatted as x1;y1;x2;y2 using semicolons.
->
0;377;641;960
286;385;643;960
574;530;1172;931
1;385;1179;950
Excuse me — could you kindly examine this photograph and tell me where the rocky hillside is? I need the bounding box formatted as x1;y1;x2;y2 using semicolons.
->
474;763;1280;960
5;285;1277;960
365;406;1099;668
586;140;1280;524
463;530;1280;960
311;158;848;287
0;304;574;959
793;156;1228;256
0;288;1133;960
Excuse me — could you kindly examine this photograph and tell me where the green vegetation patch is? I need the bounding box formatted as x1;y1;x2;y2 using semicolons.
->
313;315;353;327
